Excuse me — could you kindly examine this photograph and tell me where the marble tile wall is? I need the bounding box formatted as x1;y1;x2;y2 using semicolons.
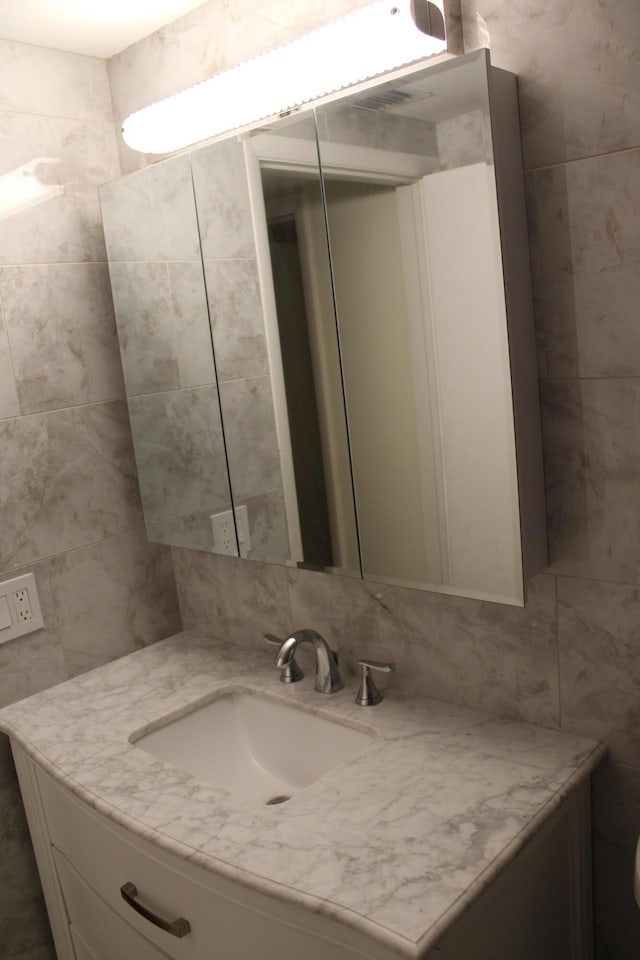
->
0;39;181;958
106;2;640;957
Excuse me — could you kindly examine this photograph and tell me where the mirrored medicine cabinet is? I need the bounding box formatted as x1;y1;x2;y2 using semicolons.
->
99;49;547;607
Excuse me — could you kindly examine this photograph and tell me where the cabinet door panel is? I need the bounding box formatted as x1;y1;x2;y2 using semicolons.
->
100;153;237;558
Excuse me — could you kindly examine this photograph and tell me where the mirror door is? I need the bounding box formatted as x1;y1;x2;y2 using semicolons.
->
315;55;524;601
100;154;238;556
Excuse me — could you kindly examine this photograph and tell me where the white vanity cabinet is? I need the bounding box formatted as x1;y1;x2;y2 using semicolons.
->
1;633;603;960
13;742;594;960
14;747;401;960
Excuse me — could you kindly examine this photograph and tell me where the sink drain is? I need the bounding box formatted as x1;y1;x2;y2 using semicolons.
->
265;794;291;805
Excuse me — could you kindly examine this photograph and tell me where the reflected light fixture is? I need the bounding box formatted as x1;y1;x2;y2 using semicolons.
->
122;0;447;155
0;158;64;222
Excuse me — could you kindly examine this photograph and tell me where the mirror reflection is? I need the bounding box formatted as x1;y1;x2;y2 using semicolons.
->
315;53;523;599
100;155;236;554
250;117;361;576
259;165;360;575
189;115;361;574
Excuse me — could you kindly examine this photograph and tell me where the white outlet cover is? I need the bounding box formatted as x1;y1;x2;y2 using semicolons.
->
210;510;239;557
0;572;44;645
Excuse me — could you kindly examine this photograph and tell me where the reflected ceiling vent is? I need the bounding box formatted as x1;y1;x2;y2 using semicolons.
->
354;88;433;111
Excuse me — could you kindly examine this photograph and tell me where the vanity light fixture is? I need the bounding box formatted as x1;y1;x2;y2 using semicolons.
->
122;0;447;154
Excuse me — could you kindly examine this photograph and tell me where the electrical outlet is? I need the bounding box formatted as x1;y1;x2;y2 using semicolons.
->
13;588;34;622
210;510;239;556
0;573;44;644
210;507;252;557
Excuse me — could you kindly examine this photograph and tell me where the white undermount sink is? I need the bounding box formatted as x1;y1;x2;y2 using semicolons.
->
130;689;374;806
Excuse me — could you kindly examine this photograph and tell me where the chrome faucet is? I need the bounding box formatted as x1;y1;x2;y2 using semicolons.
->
273;629;343;694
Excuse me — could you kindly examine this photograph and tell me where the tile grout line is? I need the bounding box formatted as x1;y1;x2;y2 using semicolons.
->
544;569;640;590
0;106;116;126
524;142;640;175
0;395;129;424
0;526;149;581
541;375;640;383
0;261;110;269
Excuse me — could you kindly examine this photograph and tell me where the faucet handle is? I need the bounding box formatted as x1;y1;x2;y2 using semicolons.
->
356;659;395;706
264;634;304;684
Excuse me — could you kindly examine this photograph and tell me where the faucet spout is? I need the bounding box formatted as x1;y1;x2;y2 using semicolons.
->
275;629;343;694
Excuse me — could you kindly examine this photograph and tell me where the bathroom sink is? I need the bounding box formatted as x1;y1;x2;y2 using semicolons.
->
130;689;373;806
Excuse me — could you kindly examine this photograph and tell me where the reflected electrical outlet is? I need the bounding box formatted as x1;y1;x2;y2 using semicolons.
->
210;505;251;557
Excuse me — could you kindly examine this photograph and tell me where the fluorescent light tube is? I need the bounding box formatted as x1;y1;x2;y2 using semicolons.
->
122;0;447;154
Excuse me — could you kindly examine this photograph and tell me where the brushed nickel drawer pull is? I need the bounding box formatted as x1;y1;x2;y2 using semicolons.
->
120;881;191;938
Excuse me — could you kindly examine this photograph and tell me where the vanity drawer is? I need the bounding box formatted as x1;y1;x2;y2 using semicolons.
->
37;769;394;960
54;851;171;960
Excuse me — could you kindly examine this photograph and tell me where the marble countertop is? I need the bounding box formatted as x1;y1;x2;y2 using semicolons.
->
0;631;605;958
